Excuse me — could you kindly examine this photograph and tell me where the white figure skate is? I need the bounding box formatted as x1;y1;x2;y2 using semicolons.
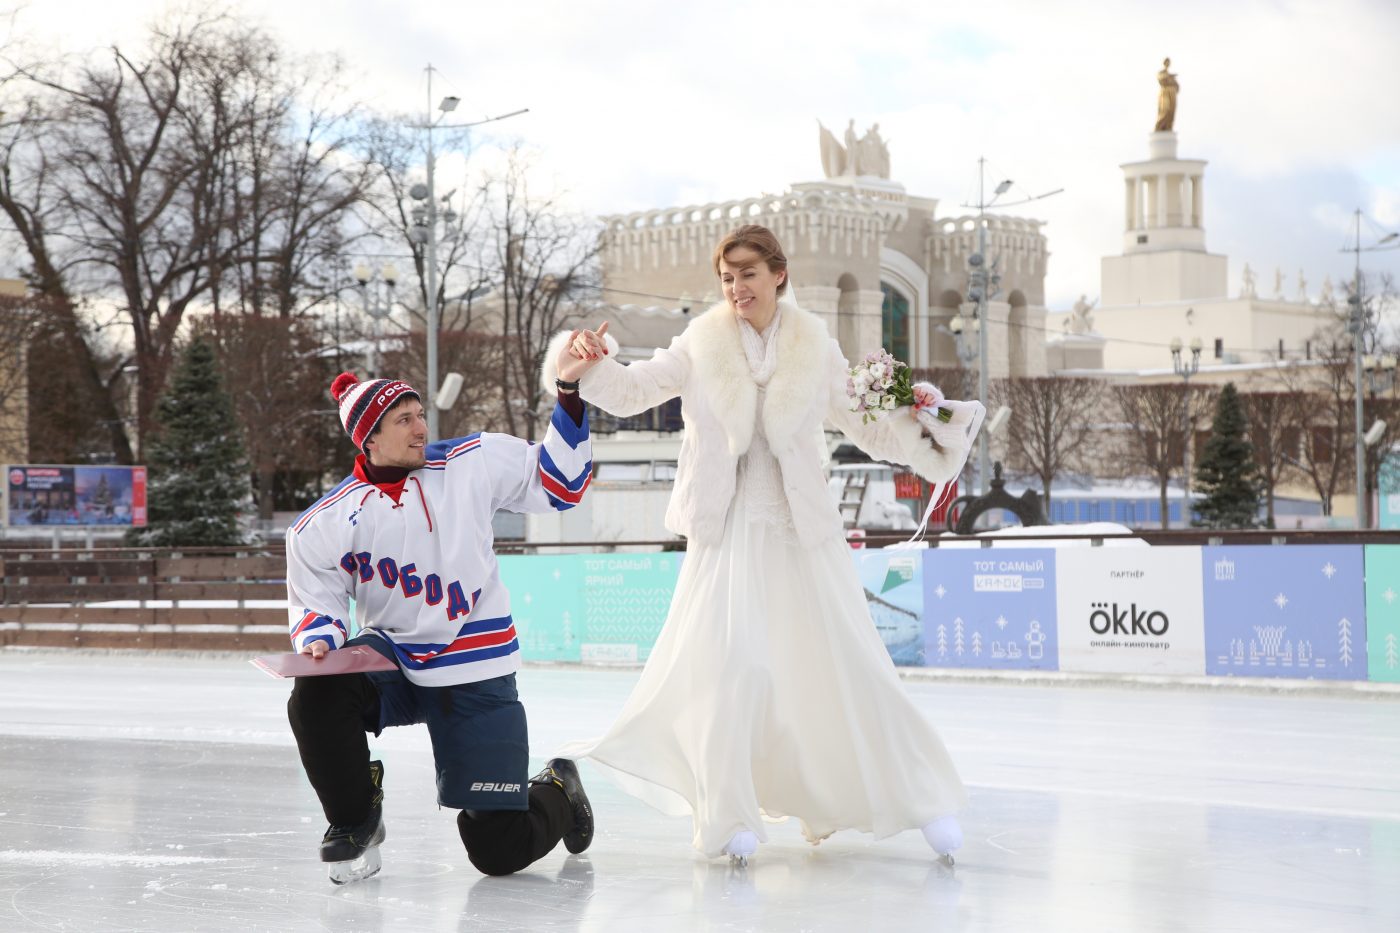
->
723;830;758;868
922;815;963;866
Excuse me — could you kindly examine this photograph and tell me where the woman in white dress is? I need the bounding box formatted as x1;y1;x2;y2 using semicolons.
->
542;225;974;863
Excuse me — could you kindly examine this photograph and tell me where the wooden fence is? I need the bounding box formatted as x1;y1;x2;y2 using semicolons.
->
0;546;290;652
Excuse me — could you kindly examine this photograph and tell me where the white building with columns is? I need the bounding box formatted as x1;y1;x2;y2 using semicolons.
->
1103;131;1223;306
596;124;1051;382
1050;127;1339;373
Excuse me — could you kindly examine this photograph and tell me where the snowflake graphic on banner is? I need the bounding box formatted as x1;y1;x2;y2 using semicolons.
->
923;549;1058;671
1204;546;1365;681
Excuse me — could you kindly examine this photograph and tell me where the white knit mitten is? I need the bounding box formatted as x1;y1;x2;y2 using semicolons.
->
916;398;983;452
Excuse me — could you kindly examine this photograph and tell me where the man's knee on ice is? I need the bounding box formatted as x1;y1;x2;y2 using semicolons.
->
456;810;523;877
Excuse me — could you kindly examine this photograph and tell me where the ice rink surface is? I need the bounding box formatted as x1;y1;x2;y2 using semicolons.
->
0;650;1396;932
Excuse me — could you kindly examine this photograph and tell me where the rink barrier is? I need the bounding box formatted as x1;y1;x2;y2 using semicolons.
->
4;534;1400;683
867;541;1393;682
0;546;287;652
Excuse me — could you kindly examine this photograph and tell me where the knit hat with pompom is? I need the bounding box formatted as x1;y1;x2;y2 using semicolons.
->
329;372;421;452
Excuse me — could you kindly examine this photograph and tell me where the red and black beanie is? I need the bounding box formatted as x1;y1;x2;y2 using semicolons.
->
329;372;421;451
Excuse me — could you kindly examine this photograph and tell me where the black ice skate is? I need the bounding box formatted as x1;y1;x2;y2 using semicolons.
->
321;759;386;885
530;758;594;854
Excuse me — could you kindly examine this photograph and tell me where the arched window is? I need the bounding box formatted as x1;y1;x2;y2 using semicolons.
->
880;282;910;362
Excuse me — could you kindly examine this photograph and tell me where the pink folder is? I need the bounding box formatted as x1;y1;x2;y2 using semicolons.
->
250;645;398;679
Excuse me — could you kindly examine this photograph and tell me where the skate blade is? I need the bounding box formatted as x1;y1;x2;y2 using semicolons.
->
328;847;381;885
939;852;956;867
727;853;748;868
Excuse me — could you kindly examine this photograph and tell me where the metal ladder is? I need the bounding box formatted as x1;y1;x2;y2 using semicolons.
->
838;472;869;529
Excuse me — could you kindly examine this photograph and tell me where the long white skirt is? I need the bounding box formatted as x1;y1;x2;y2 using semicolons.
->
559;489;967;857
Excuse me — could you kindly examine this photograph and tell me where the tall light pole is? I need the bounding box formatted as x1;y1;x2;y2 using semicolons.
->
408;64;527;441
1343;209;1399;527
1362;353;1398;523
961;157;1062;493
939;314;983;501
423;84;449;443
1171;335;1202;526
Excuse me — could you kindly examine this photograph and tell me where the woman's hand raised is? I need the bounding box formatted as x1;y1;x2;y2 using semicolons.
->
557;321;610;383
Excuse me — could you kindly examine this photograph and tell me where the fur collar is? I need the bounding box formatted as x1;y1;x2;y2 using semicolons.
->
684;298;831;455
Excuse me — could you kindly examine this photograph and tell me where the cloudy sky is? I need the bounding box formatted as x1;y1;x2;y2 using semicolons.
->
11;0;1400;310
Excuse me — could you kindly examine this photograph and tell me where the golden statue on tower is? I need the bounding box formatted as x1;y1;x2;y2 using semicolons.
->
1155;57;1179;132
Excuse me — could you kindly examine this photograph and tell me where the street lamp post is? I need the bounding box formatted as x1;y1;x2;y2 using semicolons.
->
960;157;1062;493
937;313;985;506
353;262;398;378
1343;209;1399;528
945;312;980;368
407;64;527;442
415;70;458;443
1170;335;1202;526
1361;352;1399;526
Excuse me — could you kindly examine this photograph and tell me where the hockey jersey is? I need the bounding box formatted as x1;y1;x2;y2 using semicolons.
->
285;402;591;687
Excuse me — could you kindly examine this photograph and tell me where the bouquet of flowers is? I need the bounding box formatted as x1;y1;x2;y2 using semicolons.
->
846;349;954;426
846;348;987;547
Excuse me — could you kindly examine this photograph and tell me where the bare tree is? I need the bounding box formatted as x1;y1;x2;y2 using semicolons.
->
486;149;600;440
0;95;135;462
1278;328;1355;517
0;292;41;461
1112;382;1215;528
1239;388;1306;528
356;116;495;337
4;12;603;474
16;15;298;455
350;115;508;436
214;53;373;323
216;315;348;521
4;12;379;473
198;52;377;509
992;376;1102;509
380;329;509;439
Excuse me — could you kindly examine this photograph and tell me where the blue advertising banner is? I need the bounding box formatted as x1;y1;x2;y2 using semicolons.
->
921;548;1059;670
1363;545;1400;684
498;553;684;663
5;464;147;527
1202;546;1365;680
854;549;926;665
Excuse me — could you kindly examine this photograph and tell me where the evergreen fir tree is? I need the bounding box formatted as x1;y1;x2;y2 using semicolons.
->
91;474;113;510
1193;382;1261;529
128;336;250;546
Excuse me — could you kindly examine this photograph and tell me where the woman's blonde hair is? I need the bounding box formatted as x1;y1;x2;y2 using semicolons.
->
712;224;788;296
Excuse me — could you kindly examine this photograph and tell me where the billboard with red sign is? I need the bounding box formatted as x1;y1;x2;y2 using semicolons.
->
4;465;147;527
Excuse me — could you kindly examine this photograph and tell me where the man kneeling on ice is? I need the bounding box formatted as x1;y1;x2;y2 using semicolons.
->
283;335;602;883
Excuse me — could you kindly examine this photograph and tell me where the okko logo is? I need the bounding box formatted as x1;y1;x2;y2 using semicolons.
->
1089;601;1170;637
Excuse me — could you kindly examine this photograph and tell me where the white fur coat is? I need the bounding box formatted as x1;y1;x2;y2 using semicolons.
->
542;300;977;548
